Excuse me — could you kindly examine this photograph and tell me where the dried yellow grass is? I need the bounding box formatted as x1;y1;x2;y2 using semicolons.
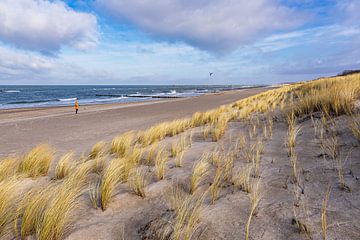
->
128;167;149;198
16;183;59;239
18;144;54;178
145;142;158;165
154;149;168;180
172;190;206;240
89;141;107;159
175;151;185;168
321;188;331;240
38;168;89;240
54;152;74;179
210;166;222;204
233;165;253;193
100;158;128;210
245;180;261;240
190;160;209;194
0;156;20;181
0;178;21;238
111;131;134;157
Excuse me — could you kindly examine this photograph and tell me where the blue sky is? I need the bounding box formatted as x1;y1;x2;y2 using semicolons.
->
0;0;359;85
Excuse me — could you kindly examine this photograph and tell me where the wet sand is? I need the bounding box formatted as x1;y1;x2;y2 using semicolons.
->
0;88;267;156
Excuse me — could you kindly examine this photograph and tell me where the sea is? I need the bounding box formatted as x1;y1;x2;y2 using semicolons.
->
0;85;261;110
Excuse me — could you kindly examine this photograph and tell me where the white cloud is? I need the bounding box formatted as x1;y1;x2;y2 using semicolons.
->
97;0;304;54
0;0;99;54
0;46;55;80
337;0;360;23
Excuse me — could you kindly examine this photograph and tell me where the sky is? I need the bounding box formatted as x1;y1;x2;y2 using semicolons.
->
0;0;359;85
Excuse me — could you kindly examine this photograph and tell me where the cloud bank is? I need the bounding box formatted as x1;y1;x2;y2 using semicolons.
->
97;0;304;54
0;0;99;54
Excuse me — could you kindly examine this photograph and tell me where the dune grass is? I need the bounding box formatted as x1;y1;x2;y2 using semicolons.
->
245;180;261;240
190;160;209;194
89;141;107;159
175;151;185;168
111;131;134;157
99;158;128;210
0;178;21;238
16;182;60;239
18;144;54;178
172;190;206;240
233;165;253;193
0;156;21;181
321;188;331;240
154;149;168;181
128;167;149;198
210;166;222;204
54;152;74;179
38;167;89;240
145;142;159;165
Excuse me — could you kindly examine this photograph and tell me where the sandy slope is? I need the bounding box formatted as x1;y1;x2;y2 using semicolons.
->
63;110;360;240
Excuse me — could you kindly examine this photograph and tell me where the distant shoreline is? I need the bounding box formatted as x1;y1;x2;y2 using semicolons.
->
0;85;267;112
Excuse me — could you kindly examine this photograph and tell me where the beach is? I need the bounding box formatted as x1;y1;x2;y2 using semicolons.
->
0;88;266;157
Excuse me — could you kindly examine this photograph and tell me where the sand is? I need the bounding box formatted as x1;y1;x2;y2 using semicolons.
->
0;88;266;157
1;85;359;240
63;107;360;240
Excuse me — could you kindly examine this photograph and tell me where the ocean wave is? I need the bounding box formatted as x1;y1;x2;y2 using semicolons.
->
8;99;51;104
58;98;77;102
4;90;20;93
92;88;116;91
94;96;128;102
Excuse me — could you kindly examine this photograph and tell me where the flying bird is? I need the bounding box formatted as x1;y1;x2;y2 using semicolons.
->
209;72;214;76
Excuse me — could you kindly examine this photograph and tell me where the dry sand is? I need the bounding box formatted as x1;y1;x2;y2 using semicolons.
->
63;107;360;240
1;86;359;240
0;88;265;157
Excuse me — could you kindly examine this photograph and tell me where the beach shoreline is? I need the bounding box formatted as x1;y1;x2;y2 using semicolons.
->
0;88;267;157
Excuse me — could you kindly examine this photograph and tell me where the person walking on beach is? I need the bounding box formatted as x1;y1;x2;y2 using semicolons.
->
75;99;79;114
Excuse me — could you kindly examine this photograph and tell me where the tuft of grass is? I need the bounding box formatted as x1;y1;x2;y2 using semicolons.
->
233;165;253;193
111;131;134;157
89;141;107;159
18;144;54;178
126;146;143;167
128;167;149;198
16;183;59;239
99;158;128;210
321;188;331;240
223;153;234;182
172;190;206;240
154;149;168;181
0;178;21;238
171;141;182;158
245;180;261;240
0;156;21;181
202;125;211;140
336;152;352;192
54;152;74;179
210;166;222;204
321;134;339;161
38;167;89;240
145;142;158;165
290;153;299;184
89;177;101;209
286;112;300;157
190;160;209;194
175;151;185;167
